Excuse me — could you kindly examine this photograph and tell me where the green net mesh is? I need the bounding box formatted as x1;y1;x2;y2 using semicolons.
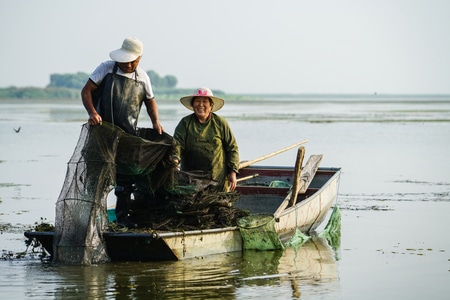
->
53;122;176;264
237;215;284;250
319;205;341;252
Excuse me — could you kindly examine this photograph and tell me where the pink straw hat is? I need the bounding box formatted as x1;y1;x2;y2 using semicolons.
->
180;87;224;112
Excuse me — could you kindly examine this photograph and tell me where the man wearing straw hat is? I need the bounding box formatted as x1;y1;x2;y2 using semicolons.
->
174;87;239;192
80;37;164;227
81;37;163;135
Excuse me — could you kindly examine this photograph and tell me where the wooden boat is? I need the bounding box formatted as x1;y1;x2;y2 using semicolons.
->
24;165;341;261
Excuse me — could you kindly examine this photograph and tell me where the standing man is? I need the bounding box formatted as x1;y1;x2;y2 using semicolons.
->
81;37;164;227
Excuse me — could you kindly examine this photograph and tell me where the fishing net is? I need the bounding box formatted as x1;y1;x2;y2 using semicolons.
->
237;215;284;250
131;188;249;231
52;122;249;264
53;122;176;265
285;228;310;247
319;205;342;252
238;205;342;251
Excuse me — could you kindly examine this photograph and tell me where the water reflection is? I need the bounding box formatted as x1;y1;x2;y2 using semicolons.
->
238;237;338;298
24;255;240;299
16;237;338;299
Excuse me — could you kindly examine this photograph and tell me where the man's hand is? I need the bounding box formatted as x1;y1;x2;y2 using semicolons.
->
153;122;164;135
88;112;103;126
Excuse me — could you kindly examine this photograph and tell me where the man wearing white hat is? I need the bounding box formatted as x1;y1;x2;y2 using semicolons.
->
81;37;163;135
81;37;164;227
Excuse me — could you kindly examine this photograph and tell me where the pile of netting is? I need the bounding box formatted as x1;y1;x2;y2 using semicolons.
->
53;122;248;265
129;187;249;231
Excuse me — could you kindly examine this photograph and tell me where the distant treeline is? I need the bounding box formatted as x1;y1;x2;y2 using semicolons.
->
45;71;178;90
0;70;215;100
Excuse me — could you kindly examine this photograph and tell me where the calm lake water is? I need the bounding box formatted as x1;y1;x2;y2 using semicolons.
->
1;95;450;299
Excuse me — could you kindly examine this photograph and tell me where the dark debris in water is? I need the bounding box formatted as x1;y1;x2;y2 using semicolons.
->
1;218;53;261
393;179;450;186
376;247;445;257
1;223;34;234
338;204;392;211
0;182;31;188
1;237;50;262
33;218;55;232
1;217;54;236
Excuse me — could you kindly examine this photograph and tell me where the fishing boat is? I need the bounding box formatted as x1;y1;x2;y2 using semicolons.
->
24;164;341;261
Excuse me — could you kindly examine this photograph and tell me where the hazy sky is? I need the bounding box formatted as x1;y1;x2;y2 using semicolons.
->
1;0;449;94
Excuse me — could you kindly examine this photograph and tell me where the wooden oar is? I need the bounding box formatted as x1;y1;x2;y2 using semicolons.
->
238;139;308;169
273;152;323;217
297;154;323;194
273;146;304;218
236;173;259;183
288;146;305;207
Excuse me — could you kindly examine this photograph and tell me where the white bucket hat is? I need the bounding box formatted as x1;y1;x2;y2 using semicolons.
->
109;37;143;63
180;87;225;112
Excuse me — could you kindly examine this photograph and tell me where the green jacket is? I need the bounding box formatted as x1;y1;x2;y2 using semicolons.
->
174;113;239;189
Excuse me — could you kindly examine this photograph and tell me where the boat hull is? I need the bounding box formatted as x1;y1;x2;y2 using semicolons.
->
276;170;340;242
25;227;243;261
24;167;341;261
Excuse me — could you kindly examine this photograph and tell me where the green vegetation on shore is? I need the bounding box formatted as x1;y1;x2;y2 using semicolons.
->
0;70;255;101
3;71;447;102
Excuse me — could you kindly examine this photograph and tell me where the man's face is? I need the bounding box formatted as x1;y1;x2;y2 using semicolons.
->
118;56;141;73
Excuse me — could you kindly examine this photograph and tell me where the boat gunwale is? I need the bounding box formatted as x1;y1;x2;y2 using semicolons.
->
103;226;239;238
279;167;341;217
